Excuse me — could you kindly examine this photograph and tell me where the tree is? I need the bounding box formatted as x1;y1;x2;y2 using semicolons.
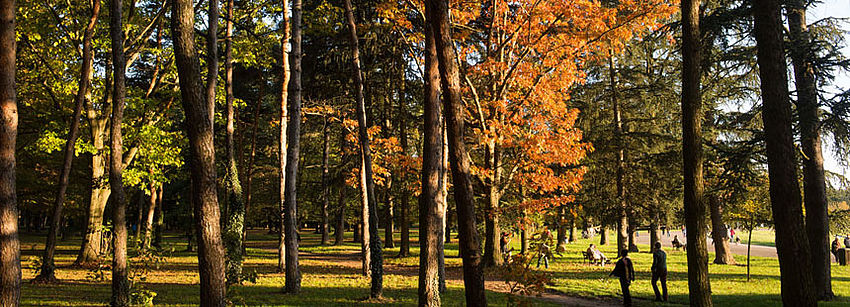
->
708;195;735;264
751;0;817;304
417;10;444;305
681;0;712;305
342;0;383;297
108;0;130;304
171;0;228;304
729;182;772;281
787;0;833;299
222;0;246;285
284;0;304;293
426;0;486;304
0;0;19;304
34;0;100;283
278;2;290;274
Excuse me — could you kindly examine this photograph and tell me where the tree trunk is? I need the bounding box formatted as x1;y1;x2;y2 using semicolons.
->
752;0;817;304
627;220;638;252
787;0;833;299
709;195;734;264
483;142;502;267
397;56;410;258
384;189;394;249
321;111;330;245
205;0;218;125
171;0;228;304
0;0;19;303
747;226;753;281
153;184;164;248
427;0;486;304
569;217;577;243
556;209;567;250
77;97;110;266
334;182;346;246
36;0;99;283
608;56;628;257
437;118;448;293
241;88;261;250
109;0;130;304
417;18;444;305
222;0;245;285
650;220;660;253
277;14;291;274
342;0;383;297
600;223;608;245
681;0;713;304
142;181;157;250
283;0;303;293
360;155;370;275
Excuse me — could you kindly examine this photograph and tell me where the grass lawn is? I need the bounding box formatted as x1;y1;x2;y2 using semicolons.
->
19;231;534;306
18;228;850;306
531;233;850;306
737;228;776;247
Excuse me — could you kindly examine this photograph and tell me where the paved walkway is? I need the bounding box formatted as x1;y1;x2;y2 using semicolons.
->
633;230;779;258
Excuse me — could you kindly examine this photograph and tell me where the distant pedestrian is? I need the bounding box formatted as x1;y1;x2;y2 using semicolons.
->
651;242;668;302
609;249;635;307
844;235;850;248
537;242;551;269
832;237;841;260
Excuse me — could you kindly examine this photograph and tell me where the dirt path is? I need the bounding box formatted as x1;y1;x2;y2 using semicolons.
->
633;230;779;258
300;249;621;306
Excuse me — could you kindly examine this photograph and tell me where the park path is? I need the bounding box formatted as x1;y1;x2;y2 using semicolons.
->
633;230;779;258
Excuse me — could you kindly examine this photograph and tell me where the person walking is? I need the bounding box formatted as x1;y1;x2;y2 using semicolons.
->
609;249;635;306
651;242;668;302
832;237;841;261
844;235;850;248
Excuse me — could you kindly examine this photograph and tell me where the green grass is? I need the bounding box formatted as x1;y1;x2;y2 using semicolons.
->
529;233;850;306
19;231;532;306
738;228;776;247
18;228;850;306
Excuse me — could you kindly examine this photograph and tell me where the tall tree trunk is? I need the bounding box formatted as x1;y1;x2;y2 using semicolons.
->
627;216;638;252
427;0;486;304
418;18;444;306
608;55;628;257
36;0;100;283
787;0;833;299
569;216;577;243
142;181;157;250
153;184;164;248
398;92;410;257
681;0;712;304
77;63;111;266
599;223;608;245
171;0;228;304
437;118;448;293
205;0;218;125
334;182;346;246
283;0;303;293
241;88;261;250
277;20;290;273
483;142;502;267
342;0;383;297
650;218;660;253
222;0;245;285
709;195;734;264
752;0;817;304
108;0;130;304
0;0;19;304
384;186;394;248
321;111;330;245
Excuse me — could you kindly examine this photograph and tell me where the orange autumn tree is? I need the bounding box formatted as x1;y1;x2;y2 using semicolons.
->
381;0;676;265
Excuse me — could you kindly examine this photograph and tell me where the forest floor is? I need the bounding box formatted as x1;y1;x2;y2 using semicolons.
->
17;229;850;306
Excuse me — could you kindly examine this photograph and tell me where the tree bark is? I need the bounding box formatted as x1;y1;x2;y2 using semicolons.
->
36;0;100;283
608;55;628;257
427;0;486;304
77;76;111;265
153;184;164;248
752;0;817;304
241;88;261;250
342;0;383;297
397;54;410;258
787;0;833;299
0;0;19;304
205;0;218;125
171;0;228;304
142;181;157;250
483;143;502;267
418;18;444;306
321;111;330;245
709;195;734;264
109;0;130;304
599;223;608;245
334;181;346;246
681;0;713;304
277;13;291;274
627;216;639;252
283;0;304;293
222;0;245;285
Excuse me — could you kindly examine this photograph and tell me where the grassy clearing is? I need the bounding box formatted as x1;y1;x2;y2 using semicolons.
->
18;229;850;306
529;233;850;307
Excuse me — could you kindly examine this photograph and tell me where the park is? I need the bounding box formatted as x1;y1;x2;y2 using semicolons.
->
0;0;848;306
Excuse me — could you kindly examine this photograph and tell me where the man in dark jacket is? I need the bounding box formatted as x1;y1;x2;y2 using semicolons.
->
609;249;635;306
651;242;668;302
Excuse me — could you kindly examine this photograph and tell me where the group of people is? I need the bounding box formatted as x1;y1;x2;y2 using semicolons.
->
609;242;669;307
831;235;850;261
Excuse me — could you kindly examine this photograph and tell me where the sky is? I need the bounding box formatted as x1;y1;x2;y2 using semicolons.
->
809;0;850;178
